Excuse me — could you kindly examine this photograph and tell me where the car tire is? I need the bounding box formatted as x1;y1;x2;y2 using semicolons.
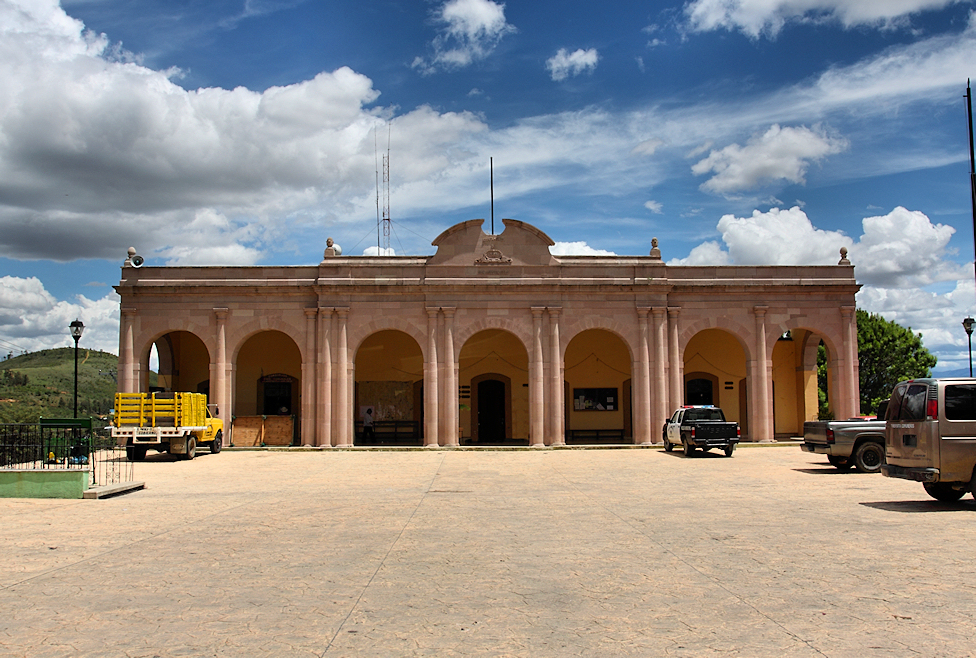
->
185;436;196;460
853;442;884;473
827;455;852;470
663;437;673;452
210;430;223;454
923;482;965;502
724;444;734;457
682;437;694;457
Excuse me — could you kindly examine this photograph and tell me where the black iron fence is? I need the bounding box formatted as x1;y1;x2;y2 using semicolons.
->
0;419;133;489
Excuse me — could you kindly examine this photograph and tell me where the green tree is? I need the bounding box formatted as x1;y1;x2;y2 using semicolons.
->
856;309;937;414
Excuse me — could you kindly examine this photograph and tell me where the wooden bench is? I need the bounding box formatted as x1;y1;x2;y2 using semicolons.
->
567;429;626;443
356;420;420;445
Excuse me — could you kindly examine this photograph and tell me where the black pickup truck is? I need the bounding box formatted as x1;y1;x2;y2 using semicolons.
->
663;405;740;457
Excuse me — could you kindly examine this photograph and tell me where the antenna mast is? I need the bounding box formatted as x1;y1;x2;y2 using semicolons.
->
382;125;391;254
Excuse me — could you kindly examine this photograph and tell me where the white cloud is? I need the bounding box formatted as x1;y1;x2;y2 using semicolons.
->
546;48;599;82
413;0;516;74
0;277;120;355
632;138;664;156
362;246;396;256
684;0;967;38
667;205;972;372
644;200;663;214
691;124;848;194
550;241;616;256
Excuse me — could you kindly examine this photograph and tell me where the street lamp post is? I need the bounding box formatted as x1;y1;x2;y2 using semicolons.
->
964;317;974;377
69;319;85;418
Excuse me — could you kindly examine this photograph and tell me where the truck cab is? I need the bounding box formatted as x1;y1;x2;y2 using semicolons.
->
882;378;976;501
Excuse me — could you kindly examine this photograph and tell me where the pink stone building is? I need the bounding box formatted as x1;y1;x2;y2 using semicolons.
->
115;218;860;447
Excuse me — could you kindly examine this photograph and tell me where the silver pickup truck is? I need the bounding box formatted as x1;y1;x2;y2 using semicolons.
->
801;403;887;473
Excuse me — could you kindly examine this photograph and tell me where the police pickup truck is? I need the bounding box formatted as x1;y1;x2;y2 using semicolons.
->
663;405;740;457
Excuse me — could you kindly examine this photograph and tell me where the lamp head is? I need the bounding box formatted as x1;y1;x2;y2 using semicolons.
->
69;319;85;340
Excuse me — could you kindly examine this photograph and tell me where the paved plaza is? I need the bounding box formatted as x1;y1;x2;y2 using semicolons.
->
1;445;974;657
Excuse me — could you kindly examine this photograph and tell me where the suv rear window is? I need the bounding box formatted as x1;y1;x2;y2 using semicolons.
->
684;408;725;422
887;383;929;420
944;384;976;420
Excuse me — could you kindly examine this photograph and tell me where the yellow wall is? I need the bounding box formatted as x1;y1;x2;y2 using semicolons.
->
772;337;799;436
458;329;529;439
683;329;745;424
564;329;630;431
355;330;423;423
235;331;302;416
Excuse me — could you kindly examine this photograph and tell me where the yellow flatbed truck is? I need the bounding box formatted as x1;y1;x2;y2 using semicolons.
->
113;392;223;461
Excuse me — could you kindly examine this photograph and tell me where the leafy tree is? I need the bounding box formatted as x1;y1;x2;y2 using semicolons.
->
817;344;832;420
856;309;937;414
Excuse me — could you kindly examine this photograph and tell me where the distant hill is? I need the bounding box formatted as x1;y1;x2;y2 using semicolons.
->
0;348;125;423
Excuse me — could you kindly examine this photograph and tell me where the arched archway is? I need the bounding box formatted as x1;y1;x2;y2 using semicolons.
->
458;329;528;445
564;329;632;443
147;331;211;394
234;330;302;446
354;330;424;446
684;328;747;430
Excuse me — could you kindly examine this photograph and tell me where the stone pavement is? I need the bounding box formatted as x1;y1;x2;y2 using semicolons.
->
1;445;974;657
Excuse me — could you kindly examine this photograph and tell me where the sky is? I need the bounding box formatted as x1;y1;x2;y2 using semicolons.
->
2;0;976;375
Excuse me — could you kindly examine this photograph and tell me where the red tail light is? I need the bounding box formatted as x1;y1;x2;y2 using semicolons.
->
826;428;835;444
690;427;696;438
736;426;741;437
927;399;938;419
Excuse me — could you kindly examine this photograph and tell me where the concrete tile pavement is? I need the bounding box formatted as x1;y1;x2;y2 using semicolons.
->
0;446;974;657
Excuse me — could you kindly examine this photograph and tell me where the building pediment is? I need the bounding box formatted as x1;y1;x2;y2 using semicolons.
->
429;218;556;267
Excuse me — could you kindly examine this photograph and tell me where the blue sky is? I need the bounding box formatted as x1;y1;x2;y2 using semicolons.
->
1;0;976;375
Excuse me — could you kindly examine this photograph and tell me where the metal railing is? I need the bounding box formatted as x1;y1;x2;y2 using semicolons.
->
0;419;134;489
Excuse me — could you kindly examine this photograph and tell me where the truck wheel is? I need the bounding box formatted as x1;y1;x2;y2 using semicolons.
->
682;437;694;457
125;444;147;461
923;482;965;502
827;455;852;470
663;437;674;452
853;442;884;473
185;437;196;460
210;430;223;454
724;444;734;457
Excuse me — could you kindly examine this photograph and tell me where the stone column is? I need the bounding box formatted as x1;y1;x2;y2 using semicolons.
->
302;308;317;446
652;307;668;444
443;308;457;446
841;306;858;419
335;307;351;447
120;308;136;393
318;308;333;447
530;308;546;446
753;306;771;442
213;308;228;446
668;307;681;411
425;308;440;447
636;308;651;445
548;308;565;446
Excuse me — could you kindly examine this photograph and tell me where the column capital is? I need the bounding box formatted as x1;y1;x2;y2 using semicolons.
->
636;306;651;319
426;306;440;317
753;305;768;317
213;307;229;319
651;307;666;318
841;305;856;318
667;306;681;318
121;307;137;317
531;306;546;317
318;306;332;317
441;306;456;319
304;308;317;319
335;307;350;317
547;307;561;317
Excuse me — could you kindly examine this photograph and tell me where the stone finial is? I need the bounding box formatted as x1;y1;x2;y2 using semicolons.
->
649;237;661;260
124;247;137;267
324;237;342;258
838;246;850;265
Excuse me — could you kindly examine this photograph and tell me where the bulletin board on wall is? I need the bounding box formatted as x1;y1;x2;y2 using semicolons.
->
573;388;618;411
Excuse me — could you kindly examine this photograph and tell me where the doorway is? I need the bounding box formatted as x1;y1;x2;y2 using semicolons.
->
476;378;507;443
